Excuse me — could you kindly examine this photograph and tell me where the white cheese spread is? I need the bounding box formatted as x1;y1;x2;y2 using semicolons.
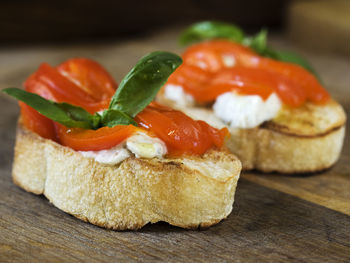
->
213;92;282;129
80;145;131;165
126;132;167;159
163;84;194;107
79;132;167;165
164;83;281;129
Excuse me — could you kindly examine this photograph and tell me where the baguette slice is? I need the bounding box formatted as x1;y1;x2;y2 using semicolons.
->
158;96;346;174
12;121;241;230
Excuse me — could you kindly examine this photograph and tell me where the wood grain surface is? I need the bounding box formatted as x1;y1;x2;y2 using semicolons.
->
0;28;349;262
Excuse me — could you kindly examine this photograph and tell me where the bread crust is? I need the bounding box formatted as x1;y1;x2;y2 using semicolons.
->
12;122;241;230
226;125;345;173
157;96;346;173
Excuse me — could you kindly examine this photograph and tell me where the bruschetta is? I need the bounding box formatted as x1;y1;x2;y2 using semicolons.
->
4;52;241;229
158;22;346;173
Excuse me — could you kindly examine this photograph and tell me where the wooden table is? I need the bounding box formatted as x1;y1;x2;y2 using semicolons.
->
0;28;349;262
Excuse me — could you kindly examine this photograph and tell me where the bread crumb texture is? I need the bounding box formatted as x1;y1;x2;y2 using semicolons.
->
12;123;241;230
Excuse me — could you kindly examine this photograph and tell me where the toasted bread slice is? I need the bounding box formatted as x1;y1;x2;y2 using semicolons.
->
157;96;346;173
12;122;241;230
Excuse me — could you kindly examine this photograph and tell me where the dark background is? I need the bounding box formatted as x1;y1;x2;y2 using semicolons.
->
0;0;289;43
1;0;349;56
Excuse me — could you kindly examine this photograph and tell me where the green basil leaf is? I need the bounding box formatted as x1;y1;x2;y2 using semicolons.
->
243;29;268;54
109;51;182;117
55;102;101;129
100;109;138;127
3;88;98;129
179;21;244;47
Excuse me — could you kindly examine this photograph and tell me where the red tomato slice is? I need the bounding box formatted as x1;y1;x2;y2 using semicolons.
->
165;64;212;101
167;64;210;86
209;67;274;100
57;58;117;101
31;63;96;103
210;67;306;107
21;58;227;156
57;103;227;155
197;120;229;148
20;102;57;141
242;56;330;104
22;73;58;141
180;39;329;105
24;73;56;100
183;45;224;72
25;63;112;113
21;59;118;143
135;103;228;155
167;63;309;106
57;124;137;151
182;40;257;73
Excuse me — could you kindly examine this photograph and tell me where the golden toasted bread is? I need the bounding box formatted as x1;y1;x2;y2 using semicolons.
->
13;122;241;230
157;96;346;173
265;100;345;137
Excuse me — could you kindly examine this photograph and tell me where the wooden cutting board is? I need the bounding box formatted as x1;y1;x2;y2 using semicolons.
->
0;28;349;262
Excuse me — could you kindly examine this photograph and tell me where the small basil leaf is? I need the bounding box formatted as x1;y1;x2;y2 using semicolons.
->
109;51;182;117
3;88;96;129
243;29;268;54
179;21;244;47
100;109;137;127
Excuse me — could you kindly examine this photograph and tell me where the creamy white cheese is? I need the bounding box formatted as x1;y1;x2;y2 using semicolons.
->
79;145;131;165
164;82;282;129
163;84;194;107
213;92;282;129
79;132;167;165
126;132;167;159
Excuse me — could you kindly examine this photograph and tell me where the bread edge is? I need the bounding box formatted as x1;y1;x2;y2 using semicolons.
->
12;122;241;230
226;124;345;174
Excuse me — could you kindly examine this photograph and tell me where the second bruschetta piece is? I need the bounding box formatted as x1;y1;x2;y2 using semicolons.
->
158;21;346;173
